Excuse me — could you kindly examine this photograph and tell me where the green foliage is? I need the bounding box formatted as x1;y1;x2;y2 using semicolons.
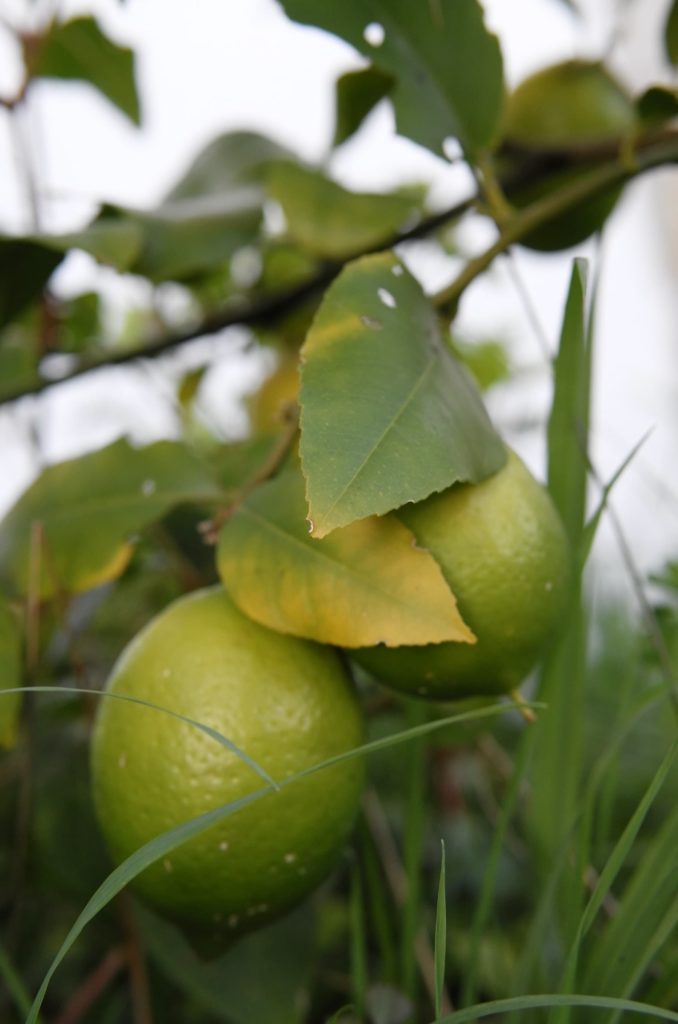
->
30;16;140;124
299;252;506;537
0;439;223;597
333;66;395;148
280;0;505;158
2;3;678;1023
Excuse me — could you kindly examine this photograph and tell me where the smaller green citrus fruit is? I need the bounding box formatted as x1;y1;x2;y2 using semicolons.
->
91;587;365;943
502;60;636;251
351;450;571;700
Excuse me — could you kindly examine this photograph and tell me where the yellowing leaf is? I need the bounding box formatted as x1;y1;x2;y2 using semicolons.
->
217;467;474;649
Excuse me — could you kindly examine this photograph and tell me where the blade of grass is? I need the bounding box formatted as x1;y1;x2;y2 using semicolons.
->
507;683;669;1020
434;840;447;1021
551;739;678;1023
26;699;533;1022
434;993;678;1022
401;700;427;1003
350;859;367;1022
1;685;277;787
530;258;593;950
581;793;678;1020
461;716;536;1007
580;432;651;564
0;942;34;1020
359;820;398;985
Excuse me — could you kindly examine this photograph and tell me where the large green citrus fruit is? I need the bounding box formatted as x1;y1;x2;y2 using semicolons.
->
351;451;571;699
502;60;636;251
91;586;365;942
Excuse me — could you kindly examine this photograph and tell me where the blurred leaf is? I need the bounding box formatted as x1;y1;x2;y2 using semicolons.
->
0;598;21;749
53;291;101;353
0;439;223;598
0;342;39;400
299;252;506;537
333;65;394;147
34;218;143;271
666;0;678;67
0;238;62;327
167;130;293;200
636;85;678;125
279;0;504;158
31;16;140;125
93;191;263;282
449;337;511;391
139;902;314;1024
267;162;420;261
217;465;474;648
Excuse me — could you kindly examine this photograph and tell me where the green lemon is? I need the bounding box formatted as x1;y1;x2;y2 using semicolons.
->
351;451;571;699
502;60;636;251
91;586;365;942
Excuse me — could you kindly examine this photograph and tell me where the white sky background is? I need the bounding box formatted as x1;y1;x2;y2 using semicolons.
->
0;0;677;596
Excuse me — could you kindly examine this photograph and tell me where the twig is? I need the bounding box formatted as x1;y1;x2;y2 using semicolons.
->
115;894;154;1024
51;946;127;1024
0;197;475;406
199;405;300;543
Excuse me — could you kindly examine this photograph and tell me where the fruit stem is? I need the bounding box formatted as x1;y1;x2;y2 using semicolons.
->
511;689;538;724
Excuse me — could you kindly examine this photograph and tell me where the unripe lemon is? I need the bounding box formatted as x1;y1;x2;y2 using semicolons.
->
91;587;365;942
351;451;571;699
502;60;636;251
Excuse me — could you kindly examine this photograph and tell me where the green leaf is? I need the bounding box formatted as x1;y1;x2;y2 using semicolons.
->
267;162;420;261
35;218;144;272
636;85;678;126
0;238;62;328
217;466;474;648
167;130;293;200
101;191;263;282
333;65;395;147
279;0;505;158
0;439;222;598
665;0;678;67
32;16;140;125
0;598;22;749
299;252;506;537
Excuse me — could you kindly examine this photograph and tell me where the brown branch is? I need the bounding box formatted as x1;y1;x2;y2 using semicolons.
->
2;123;678;406
0;198;475;406
51;946;127;1024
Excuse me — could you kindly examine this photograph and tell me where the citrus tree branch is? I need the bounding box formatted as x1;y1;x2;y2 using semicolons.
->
0;197;474;407
3;125;678;406
434;130;678;316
